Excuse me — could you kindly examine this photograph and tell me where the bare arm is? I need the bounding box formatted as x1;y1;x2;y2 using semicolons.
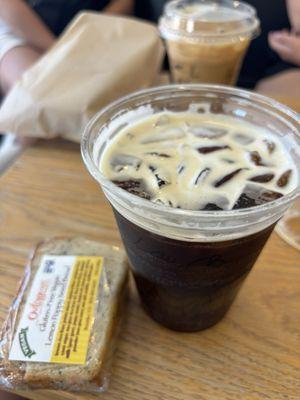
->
0;0;55;51
286;0;300;32
104;0;134;15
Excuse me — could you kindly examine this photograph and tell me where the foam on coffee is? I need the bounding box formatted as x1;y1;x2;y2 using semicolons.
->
100;111;298;211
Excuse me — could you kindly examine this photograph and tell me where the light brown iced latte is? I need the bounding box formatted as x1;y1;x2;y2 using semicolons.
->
159;1;260;84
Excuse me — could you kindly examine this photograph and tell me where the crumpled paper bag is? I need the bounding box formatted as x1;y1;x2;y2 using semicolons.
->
0;12;164;142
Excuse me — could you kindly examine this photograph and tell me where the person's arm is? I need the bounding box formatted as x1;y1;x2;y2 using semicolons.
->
104;0;134;15
286;0;300;32
0;0;55;51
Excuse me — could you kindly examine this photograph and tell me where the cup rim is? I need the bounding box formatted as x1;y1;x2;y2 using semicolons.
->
81;84;300;220
164;0;257;20
159;0;260;41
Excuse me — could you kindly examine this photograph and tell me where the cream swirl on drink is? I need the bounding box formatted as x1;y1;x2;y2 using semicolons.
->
100;111;297;211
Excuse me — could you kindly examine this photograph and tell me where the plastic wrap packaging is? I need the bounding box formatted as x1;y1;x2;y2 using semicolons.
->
0;237;128;392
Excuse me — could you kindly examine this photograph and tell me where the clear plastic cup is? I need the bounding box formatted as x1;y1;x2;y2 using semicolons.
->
276;199;300;251
81;84;299;332
159;0;260;84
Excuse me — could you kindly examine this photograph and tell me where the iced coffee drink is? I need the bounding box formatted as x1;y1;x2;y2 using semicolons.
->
159;0;260;84
82;85;300;331
101;113;296;210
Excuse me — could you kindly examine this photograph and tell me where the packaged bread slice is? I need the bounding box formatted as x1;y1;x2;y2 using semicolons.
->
0;237;128;392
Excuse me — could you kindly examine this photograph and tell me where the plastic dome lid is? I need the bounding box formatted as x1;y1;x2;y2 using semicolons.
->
159;0;260;42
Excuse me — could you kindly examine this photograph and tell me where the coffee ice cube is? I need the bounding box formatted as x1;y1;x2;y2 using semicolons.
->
249;151;267;167
232;133;254;145
263;139;276;154
194;168;210;185
111;154;142;171
222;159;235;164
145;152;171;158
189;125;227;139
249;173;274;183
148;165;157;172
177;164;185;174
202;203;224;211
154;173;170;188
277;169;292;188
201;196;229;211
233;184;283;209
141;128;185;144
113;179;151;200
198;145;231;154
214;168;243;188
154;115;170;127
154;198;174;207
148;166;171;188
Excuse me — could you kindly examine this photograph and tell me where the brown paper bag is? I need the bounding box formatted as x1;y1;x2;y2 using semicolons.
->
0;12;164;142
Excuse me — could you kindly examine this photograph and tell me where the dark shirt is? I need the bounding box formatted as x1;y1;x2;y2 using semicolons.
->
135;0;165;22
28;0;110;36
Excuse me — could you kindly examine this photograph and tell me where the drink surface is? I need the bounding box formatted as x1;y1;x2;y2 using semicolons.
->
100;111;297;211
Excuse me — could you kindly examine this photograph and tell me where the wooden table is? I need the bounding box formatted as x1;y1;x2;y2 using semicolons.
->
0;139;299;400
272;96;300;114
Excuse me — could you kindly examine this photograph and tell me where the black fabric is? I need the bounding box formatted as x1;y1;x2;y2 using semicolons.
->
135;0;166;22
28;0;110;36
238;0;296;88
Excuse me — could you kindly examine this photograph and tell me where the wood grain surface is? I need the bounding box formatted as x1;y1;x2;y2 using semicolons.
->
0;139;299;400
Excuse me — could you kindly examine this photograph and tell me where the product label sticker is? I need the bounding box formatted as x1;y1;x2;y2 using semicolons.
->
9;255;103;365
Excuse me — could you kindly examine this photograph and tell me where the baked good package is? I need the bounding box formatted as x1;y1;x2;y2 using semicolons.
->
0;238;128;392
